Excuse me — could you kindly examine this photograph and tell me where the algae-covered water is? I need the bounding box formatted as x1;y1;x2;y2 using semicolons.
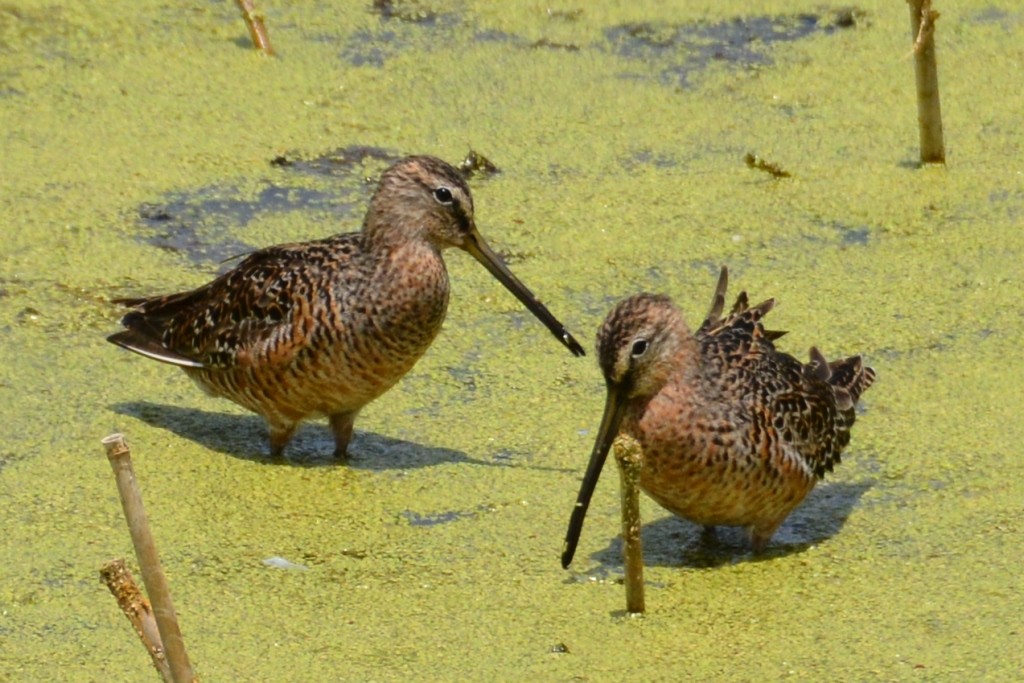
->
2;0;1022;680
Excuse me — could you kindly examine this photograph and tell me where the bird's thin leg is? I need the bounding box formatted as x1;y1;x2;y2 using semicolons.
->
750;520;782;552
268;422;297;459
329;411;359;460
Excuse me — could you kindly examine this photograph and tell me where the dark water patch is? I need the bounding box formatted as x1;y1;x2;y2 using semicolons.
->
528;38;581;52
257;184;340;212
809;219;871;246
871;330;959;361
440;351;483;399
341;28;402;68
402;503;495;527
758;220;873;263
136;184;341;266
270;144;400;179
403;510;463;526
343;8;865;79
869;321;1002;364
604;10;863;88
445;364;478;392
341;9;589;69
137;188;252;265
839;226;870;246
342;5;458;67
620;148;680;170
970;6;1023;28
988;188;1024;220
472;28;516;44
133;146;397;266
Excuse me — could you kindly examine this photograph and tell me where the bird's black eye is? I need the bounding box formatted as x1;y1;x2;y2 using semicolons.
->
433;187;454;205
630;339;649;357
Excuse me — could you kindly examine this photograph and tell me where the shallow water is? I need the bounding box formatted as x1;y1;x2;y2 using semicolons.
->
2;0;1023;679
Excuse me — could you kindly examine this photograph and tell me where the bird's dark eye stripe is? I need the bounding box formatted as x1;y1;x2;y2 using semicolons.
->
433;187;454;204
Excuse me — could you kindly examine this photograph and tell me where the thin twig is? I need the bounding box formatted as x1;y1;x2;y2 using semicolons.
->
102;434;197;683
744;153;792;179
235;0;275;56
614;434;645;615
907;0;945;163
100;559;174;683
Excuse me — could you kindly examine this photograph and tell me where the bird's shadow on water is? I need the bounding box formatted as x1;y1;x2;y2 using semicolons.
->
111;401;492;470
583;480;872;571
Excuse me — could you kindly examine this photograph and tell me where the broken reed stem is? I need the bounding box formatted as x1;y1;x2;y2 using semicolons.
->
100;559;174;683
743;153;792;179
235;0;275;56
102;434;196;683
614;434;646;615
908;0;945;163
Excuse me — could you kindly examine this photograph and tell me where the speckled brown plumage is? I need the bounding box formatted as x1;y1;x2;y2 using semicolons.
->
562;267;875;567
109;156;585;459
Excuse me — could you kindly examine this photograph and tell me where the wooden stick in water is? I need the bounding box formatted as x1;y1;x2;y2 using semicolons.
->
908;0;945;163
235;0;275;56
100;559;173;683
614;434;646;615
102;434;197;683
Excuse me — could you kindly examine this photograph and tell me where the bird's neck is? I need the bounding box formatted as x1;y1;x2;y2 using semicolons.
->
368;236;450;344
673;334;705;386
363;214;406;251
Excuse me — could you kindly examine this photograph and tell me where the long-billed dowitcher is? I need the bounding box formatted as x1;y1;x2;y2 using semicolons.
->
108;155;585;459
562;267;875;567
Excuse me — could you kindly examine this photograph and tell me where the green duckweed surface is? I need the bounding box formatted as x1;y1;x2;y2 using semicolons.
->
2;0;1023;680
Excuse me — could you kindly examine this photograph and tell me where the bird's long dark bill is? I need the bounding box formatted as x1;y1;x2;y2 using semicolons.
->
561;386;627;569
462;230;585;357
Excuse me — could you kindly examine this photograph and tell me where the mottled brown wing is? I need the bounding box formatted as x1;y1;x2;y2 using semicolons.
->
697;267;786;341
697;273;787;402
112;234;363;369
697;282;865;479
766;386;848;477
